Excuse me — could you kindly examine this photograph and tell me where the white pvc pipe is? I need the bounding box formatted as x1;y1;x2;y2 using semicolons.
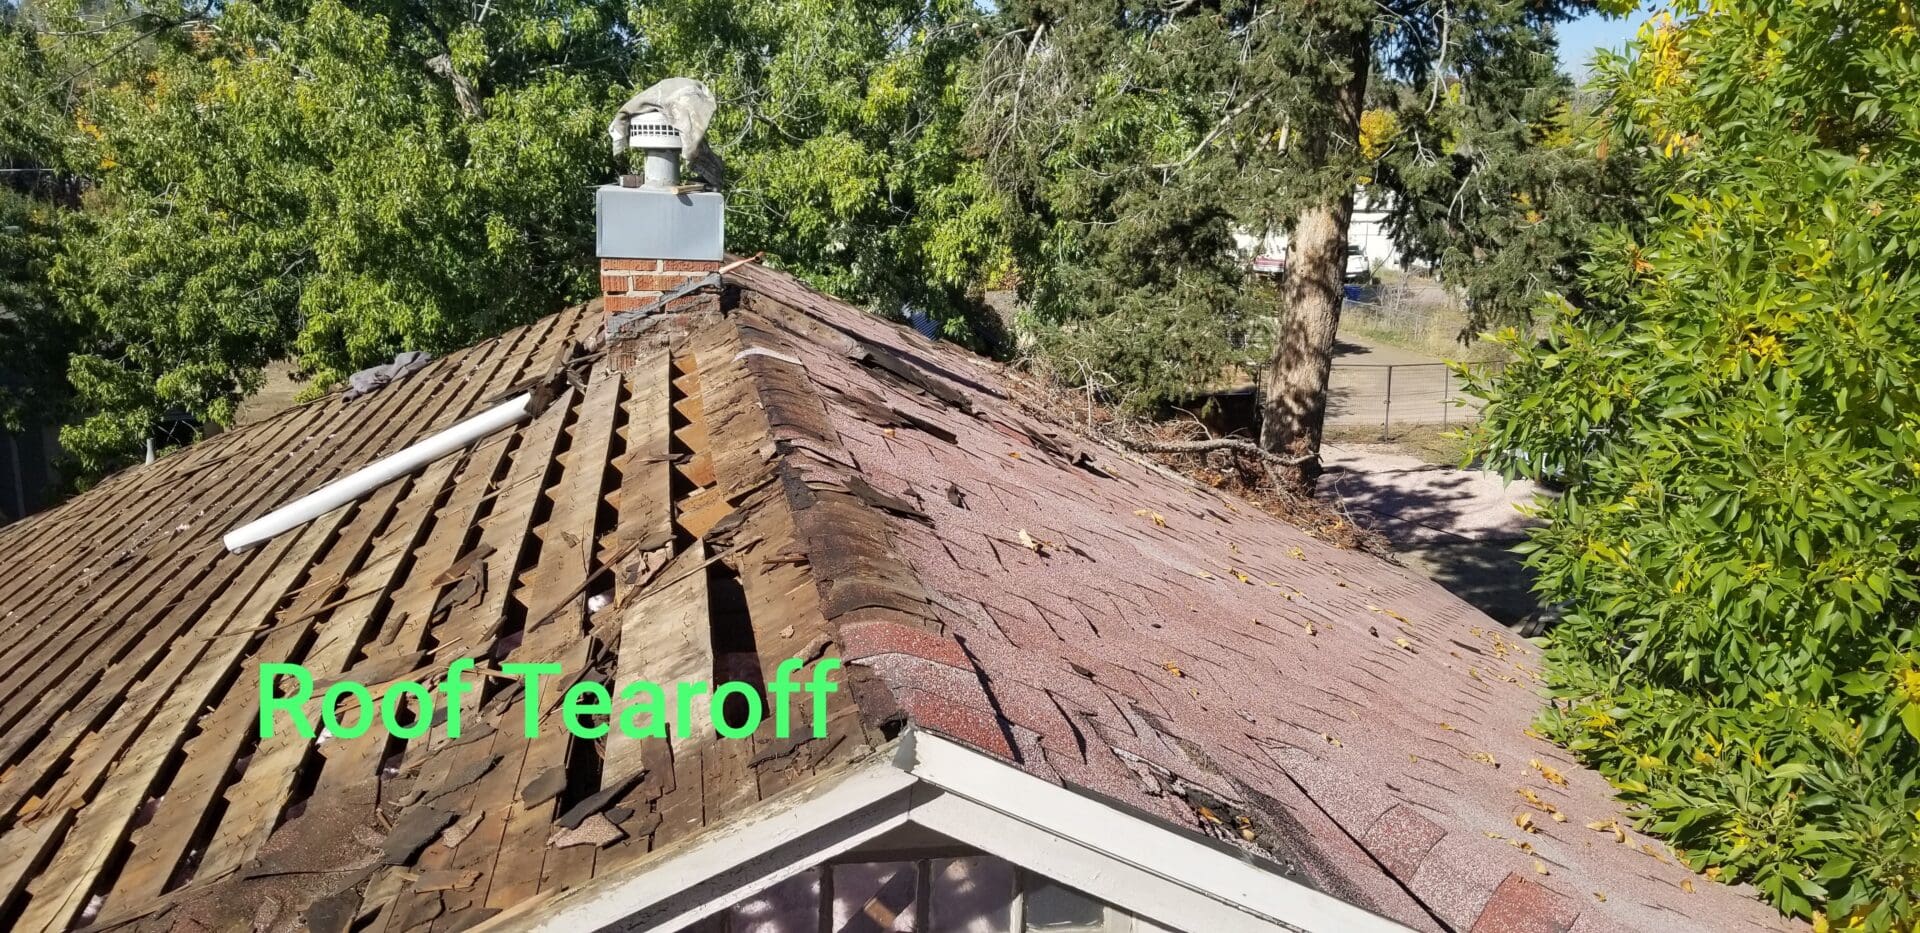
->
223;392;535;552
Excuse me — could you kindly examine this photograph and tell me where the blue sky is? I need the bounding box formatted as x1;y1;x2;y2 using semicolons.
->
1556;6;1660;79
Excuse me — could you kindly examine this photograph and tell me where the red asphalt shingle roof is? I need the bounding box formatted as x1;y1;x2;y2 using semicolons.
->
722;262;1799;933
0;260;1799;932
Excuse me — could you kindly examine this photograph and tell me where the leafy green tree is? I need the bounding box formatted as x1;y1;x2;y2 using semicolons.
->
638;0;1002;343
1475;3;1920;925
969;0;1596;480
1370;44;1638;335
0;10;80;436
3;0;999;476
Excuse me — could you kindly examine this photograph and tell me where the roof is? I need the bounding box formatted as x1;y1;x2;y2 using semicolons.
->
0;262;1795;932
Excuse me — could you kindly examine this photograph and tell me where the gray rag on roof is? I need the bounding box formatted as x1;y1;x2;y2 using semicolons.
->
344;351;432;401
607;77;727;189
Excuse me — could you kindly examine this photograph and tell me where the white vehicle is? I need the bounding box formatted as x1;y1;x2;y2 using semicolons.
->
1245;245;1373;284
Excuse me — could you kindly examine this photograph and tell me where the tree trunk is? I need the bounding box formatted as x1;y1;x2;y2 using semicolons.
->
1259;26;1372;489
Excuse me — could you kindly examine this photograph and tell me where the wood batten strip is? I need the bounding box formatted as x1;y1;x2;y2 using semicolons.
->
0;354;445;830
0;341;476;723
0;312;569;930
128;317;541;910
600;351;677;791
483;367;626;914
366;385;583;933
0;346;489;932
0;395;334;689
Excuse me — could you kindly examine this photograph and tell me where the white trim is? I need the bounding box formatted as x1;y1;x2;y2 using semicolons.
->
909;787;1285;932
478;732;1411;933
500;757;916;933
903;731;1409;933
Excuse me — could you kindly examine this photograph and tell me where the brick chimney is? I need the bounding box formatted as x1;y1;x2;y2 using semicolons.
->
596;111;726;353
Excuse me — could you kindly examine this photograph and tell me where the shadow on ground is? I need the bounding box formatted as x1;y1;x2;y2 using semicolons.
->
1318;440;1548;630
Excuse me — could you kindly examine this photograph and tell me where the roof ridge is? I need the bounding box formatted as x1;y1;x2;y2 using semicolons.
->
691;302;1020;761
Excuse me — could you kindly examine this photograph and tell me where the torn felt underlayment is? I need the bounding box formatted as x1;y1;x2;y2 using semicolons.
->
343;350;433;401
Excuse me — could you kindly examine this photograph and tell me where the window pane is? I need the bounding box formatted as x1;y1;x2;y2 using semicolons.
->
930;856;1015;933
727;869;821;933
833;861;920;931
1023;878;1128;933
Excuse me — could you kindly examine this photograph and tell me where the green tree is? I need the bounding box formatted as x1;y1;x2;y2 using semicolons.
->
969;0;1596;480
0;8;80;436
637;0;1005;344
3;0;1000;476
1475;4;1920;925
1370;46;1638;335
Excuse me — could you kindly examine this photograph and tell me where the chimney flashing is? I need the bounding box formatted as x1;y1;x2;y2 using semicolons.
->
595;185;725;262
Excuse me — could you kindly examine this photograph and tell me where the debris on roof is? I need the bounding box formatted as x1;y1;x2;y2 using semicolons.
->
0;262;1798;932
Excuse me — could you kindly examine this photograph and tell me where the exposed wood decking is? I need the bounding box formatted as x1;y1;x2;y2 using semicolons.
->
0;299;875;932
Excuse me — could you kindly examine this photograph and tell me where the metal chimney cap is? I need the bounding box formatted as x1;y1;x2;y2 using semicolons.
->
628;111;682;152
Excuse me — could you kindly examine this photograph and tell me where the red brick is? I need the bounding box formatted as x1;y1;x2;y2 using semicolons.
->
605;293;664;313
600;274;631;293
624;273;705;292
601;258;661;272
1470;874;1579;933
662;258;724;272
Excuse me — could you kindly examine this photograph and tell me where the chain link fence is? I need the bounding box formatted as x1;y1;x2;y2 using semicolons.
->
1325;361;1506;436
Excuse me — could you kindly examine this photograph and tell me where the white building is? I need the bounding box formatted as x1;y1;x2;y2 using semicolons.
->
1235;189;1405;279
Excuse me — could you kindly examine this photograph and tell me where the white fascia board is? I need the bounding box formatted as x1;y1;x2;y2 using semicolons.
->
492;755;916;933
902;730;1411;933
908;788;1290;932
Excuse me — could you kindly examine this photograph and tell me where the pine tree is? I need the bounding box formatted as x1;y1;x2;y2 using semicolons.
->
971;0;1605;483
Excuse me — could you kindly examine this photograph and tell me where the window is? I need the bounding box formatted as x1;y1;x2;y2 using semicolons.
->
699;852;1154;933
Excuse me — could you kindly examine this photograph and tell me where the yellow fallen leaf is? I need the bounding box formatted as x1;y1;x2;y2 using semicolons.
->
1393;636;1414;651
1471;752;1499;767
1163;661;1184;678
1530;758;1570;787
1302;623;1317;636
1321;733;1343;748
1533;860;1550;876
1704;866;1722;881
1194;569;1216;579
1439;721;1456;731
1680;880;1695;894
1287;546;1306;560
1550;811;1567;822
1593;891;1608;902
1231;569;1253;584
1514;812;1537;833
1017;529;1042;552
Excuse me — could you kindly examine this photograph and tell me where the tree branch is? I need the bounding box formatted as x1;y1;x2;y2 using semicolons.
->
1119;436;1314;466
